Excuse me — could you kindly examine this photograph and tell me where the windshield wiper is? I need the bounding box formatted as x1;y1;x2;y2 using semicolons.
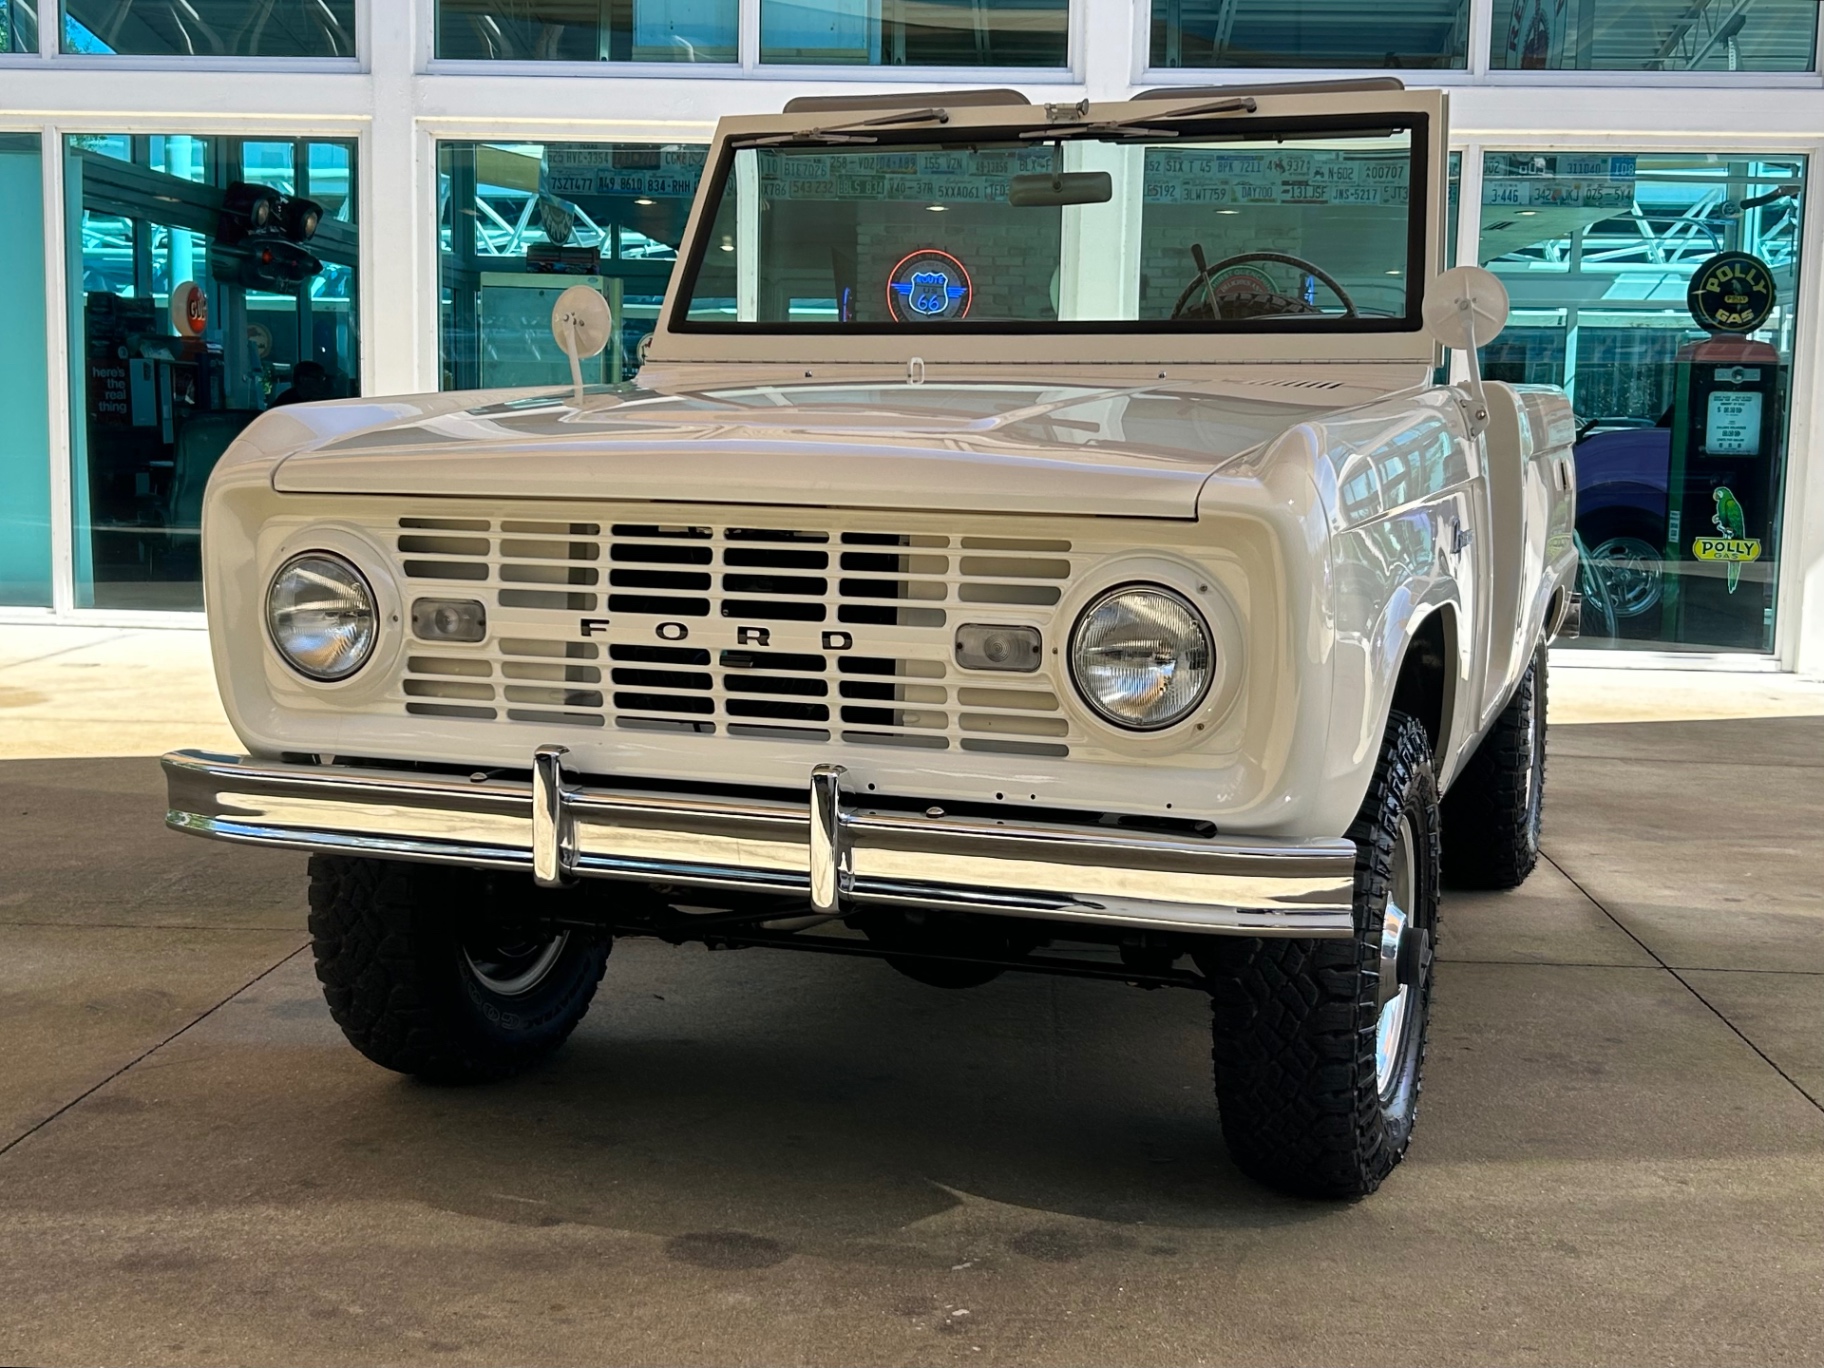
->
1017;95;1257;141
740;107;952;147
1149;96;1259;120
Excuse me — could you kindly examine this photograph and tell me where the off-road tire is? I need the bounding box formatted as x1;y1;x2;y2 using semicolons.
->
1197;712;1441;1199
1442;646;1547;890
307;854;608;1083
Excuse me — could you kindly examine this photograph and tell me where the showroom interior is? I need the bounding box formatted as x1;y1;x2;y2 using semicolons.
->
2;0;1822;669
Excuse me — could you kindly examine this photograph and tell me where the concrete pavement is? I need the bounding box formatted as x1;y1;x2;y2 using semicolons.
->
0;632;1820;1365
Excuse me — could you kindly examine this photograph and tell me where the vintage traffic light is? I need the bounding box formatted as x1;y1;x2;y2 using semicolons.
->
211;180;325;291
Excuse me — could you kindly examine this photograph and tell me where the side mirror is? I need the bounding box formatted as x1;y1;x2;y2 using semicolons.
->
1423;265;1509;351
1422;265;1510;437
551;284;613;404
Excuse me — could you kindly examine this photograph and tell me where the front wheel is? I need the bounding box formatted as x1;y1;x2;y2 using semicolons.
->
308;855;608;1083
1197;711;1441;1198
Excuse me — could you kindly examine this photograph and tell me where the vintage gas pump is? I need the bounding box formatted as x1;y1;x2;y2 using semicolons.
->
1661;251;1784;650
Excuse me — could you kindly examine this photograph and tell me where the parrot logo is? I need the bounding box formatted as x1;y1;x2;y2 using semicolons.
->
1712;487;1747;591
1691;485;1760;593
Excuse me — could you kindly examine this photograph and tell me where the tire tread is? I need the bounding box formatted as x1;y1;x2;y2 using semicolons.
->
307;854;605;1083
1442;648;1546;890
1200;712;1439;1198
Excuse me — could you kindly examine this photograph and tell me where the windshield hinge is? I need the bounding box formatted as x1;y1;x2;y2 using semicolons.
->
1020;96;1257;142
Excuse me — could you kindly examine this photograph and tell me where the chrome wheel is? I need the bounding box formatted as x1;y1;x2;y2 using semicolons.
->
1375;813;1418;1098
1587;535;1664;619
463;930;570;997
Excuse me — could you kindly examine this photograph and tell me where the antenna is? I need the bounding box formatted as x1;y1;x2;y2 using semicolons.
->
550;284;613;405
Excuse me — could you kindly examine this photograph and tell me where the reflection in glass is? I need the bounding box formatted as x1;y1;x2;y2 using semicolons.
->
66;134;361;610
1479;151;1807;654
1;0;37;52
0;134;51;607
438;141;708;391
680;130;1419;329
1151;0;1468;68
436;0;737;61
761;0;1066;66
63;0;356;56
1490;0;1818;71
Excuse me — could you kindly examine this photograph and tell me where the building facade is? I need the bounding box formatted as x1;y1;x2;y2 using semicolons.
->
2;0;1822;672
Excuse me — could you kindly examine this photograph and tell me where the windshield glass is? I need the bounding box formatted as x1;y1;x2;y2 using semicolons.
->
675;122;1423;333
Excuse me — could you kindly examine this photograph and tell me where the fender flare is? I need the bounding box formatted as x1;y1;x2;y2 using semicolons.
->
1374;589;1468;786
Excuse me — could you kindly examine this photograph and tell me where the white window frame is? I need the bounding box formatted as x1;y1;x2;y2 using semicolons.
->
1453;130;1824;671
1137;0;1824;89
34;0;367;70
6;110;374;627
421;0;1081;84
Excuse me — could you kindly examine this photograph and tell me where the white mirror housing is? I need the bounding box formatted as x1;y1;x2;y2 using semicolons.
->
550;284;613;402
1423;265;1511;437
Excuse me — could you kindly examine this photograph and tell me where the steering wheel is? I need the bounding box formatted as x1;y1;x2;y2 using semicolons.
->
1170;246;1360;322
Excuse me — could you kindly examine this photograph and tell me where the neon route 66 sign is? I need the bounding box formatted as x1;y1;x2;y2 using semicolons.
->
886;249;973;322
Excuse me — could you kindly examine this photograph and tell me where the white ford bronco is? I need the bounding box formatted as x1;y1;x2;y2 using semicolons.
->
165;79;1579;1198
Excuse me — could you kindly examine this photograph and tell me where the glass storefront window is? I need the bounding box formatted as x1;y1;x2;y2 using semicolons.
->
62;1;356;56
1478;151;1806;654
438;141;707;391
1151;0;1469;69
436;0;737;62
66;134;361;610
761;0;1067;66
1;0;37;52
0;134;52;607
1490;0;1818;72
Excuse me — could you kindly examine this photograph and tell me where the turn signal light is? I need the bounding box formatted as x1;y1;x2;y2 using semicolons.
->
411;598;487;643
954;623;1042;673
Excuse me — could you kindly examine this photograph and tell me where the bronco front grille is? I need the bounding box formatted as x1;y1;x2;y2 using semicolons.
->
389;515;1079;757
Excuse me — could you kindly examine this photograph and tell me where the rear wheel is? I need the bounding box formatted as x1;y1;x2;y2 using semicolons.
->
1580;512;1667;625
1442;646;1547;890
308;854;608;1083
1197;712;1440;1198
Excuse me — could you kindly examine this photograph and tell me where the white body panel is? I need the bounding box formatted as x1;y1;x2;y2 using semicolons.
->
191;85;1579;855
200;366;1576;843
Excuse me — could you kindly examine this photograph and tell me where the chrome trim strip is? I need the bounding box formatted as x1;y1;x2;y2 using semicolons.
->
163;749;1358;938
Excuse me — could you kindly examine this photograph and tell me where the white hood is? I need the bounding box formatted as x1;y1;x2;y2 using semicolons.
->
263;377;1387;521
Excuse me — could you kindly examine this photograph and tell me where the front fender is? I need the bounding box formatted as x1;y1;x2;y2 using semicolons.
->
1322;500;1473;833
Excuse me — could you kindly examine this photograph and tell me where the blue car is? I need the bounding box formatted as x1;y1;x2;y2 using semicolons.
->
1573;421;1671;632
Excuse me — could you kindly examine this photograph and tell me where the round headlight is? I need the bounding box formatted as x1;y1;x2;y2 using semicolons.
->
266;552;377;681
1069;586;1213;731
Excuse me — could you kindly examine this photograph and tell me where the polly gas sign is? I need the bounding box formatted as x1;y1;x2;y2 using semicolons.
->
1687;252;1777;335
1691;486;1761;593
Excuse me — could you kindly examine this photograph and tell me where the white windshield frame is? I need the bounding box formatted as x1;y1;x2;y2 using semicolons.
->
649;87;1449;369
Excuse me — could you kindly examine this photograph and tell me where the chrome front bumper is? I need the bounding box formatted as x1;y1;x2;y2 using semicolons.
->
162;747;1358;939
